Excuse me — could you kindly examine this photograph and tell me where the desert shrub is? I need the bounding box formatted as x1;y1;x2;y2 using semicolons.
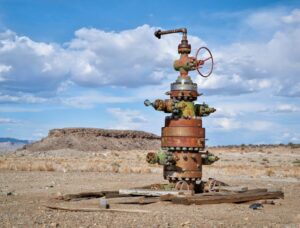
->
262;158;269;163
265;169;275;176
288;143;300;149
111;161;120;173
292;159;300;166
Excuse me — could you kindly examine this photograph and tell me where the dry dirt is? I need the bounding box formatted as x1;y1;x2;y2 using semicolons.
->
0;145;300;227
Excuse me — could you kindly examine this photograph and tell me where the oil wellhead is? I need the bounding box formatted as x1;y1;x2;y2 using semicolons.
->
144;28;218;191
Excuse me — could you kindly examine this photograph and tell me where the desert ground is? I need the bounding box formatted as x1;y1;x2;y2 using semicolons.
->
0;144;300;227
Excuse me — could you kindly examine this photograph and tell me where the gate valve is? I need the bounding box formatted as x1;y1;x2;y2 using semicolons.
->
154;28;214;78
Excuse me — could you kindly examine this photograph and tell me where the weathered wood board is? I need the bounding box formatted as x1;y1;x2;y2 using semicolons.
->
171;190;284;205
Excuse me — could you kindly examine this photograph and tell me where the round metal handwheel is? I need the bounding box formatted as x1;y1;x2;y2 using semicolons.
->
195;47;214;77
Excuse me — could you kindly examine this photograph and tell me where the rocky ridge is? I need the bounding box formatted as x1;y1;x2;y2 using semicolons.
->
21;128;160;152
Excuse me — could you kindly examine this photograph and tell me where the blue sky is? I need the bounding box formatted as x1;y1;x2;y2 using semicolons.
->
0;0;299;145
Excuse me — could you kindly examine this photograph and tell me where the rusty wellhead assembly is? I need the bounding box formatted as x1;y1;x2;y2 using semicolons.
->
144;28;218;192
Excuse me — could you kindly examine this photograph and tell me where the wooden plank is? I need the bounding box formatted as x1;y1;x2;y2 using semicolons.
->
172;191;284;205
107;196;144;204
215;186;248;193
119;188;193;197
44;205;150;213
108;196;160;205
56;191;121;201
108;196;145;204
139;197;160;204
159;194;176;201
242;188;267;194
160;189;269;202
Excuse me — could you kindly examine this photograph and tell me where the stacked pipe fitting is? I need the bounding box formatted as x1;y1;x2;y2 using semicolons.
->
145;28;217;191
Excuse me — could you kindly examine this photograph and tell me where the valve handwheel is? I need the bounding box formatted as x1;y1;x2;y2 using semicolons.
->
195;47;214;77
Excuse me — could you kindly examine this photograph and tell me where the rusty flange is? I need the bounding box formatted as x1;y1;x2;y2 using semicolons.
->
163;152;202;179
169;90;199;101
162;118;205;149
165;118;202;127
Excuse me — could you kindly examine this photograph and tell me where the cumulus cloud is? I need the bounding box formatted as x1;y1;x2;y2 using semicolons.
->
0;25;204;96
107;108;147;130
282;9;300;24
0;64;12;82
61;92;137;109
0;30;69;94
0;8;299;110
197;8;300;97
66;25;205;87
0;92;48;104
0;10;299;101
211;117;274;132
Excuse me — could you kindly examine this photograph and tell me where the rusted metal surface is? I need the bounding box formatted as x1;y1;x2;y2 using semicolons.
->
162;127;205;137
174;152;202;172
163;152;202;191
144;28;216;192
169;90;199;100
165;118;202;127
154;28;187;40
161;137;205;148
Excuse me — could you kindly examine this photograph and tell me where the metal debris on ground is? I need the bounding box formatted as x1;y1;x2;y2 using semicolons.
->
249;203;264;210
99;198;110;209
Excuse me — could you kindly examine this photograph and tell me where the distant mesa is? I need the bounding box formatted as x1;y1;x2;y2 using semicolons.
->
21;128;161;152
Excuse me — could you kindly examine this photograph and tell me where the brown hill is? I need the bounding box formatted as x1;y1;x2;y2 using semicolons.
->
22;128;160;152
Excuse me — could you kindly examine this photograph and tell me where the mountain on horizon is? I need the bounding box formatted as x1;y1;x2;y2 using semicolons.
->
0;138;30;144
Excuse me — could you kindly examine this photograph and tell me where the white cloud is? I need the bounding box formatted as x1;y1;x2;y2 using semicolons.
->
0;118;18;124
0;93;48;104
212;117;241;131
0;64;12;82
107;108;147;130
62;92;137;109
281;131;300;143
0;10;299;100
32;130;47;139
0;30;69;93
282;9;300;24
0;107;42;112
259;103;300;113
246;8;285;29
249;121;274;131
0;25;205;98
275;104;299;113
211;117;274;132
196;8;300;97
67;25;204;87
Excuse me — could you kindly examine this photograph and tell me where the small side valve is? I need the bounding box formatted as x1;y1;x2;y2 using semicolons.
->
144;99;153;107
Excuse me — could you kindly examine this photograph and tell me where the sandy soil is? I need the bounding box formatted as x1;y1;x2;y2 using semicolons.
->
0;146;300;227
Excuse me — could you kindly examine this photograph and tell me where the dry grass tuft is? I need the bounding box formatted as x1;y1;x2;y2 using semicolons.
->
265;169;275;177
